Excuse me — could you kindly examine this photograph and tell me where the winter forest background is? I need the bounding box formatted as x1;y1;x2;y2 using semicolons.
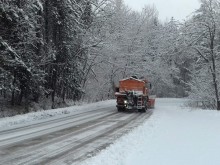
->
1;0;220;116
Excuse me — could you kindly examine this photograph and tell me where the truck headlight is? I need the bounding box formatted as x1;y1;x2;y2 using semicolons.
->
124;100;128;104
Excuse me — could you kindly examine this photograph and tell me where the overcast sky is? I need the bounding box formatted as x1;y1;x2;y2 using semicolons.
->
123;0;201;22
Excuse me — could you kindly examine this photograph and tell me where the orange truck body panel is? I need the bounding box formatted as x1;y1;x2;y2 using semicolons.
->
119;79;147;95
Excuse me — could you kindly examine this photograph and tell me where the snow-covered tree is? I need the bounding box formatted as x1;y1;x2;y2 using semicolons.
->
0;0;93;110
0;0;44;109
183;0;220;109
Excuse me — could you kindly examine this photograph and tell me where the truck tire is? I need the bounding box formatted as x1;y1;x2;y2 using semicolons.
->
117;107;123;112
138;107;146;113
143;101;148;112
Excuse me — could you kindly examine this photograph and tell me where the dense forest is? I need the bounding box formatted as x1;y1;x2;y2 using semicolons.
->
1;0;220;115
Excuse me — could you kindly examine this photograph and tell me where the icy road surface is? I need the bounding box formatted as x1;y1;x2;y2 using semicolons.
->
0;101;152;165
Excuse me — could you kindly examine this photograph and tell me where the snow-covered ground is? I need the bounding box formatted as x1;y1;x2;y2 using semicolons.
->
80;98;220;165
0;100;115;129
1;98;220;165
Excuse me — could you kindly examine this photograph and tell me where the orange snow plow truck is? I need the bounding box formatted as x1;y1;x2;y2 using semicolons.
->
115;76;155;112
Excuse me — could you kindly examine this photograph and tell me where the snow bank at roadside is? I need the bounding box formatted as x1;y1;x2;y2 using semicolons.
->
0;100;115;129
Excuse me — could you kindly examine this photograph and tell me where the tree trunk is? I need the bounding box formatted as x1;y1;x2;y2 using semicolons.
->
11;72;16;106
19;87;24;105
210;31;219;110
24;88;29;113
217;101;220;110
62;87;66;103
51;67;57;109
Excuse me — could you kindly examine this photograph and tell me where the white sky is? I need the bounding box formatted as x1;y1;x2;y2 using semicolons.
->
123;0;201;22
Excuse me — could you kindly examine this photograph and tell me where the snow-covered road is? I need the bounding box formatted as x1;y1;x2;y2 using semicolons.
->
2;98;220;165
0;101;152;165
80;98;220;165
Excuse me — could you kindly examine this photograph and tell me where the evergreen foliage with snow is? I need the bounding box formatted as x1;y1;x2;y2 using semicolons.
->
1;0;220;113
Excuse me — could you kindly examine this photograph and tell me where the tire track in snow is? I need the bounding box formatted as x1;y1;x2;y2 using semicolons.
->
0;108;114;147
0;108;153;165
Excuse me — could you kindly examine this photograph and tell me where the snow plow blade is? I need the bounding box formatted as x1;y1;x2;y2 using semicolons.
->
148;95;156;108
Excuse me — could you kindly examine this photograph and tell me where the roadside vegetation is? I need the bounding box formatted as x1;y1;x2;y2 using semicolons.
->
1;0;220;116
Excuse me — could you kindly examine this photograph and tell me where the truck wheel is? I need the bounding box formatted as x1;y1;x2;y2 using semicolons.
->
117;107;123;112
142;105;147;113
